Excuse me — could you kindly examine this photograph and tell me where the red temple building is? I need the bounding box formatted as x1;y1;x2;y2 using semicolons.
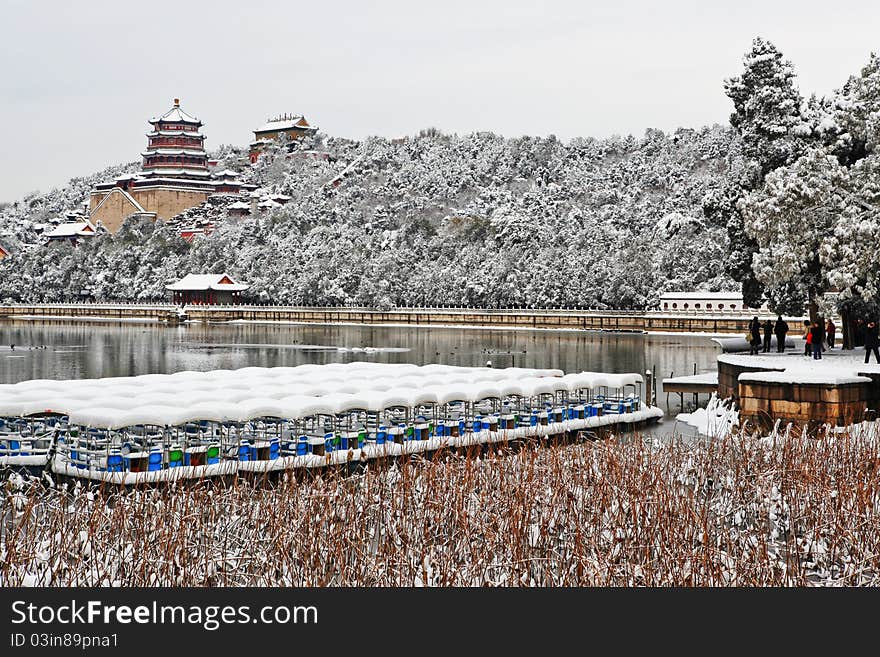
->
166;273;249;305
89;99;256;233
249;113;318;163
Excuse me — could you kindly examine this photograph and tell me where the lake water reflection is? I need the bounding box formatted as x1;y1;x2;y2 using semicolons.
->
0;322;722;433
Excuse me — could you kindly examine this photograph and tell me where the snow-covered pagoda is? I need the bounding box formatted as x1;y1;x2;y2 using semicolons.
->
141;100;212;181
249;113;318;163
166;273;249;305
89;99;256;233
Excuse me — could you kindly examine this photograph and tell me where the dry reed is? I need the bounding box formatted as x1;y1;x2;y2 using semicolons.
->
2;425;879;586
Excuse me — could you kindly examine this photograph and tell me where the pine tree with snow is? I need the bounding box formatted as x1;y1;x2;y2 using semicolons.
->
722;38;815;307
724;37;813;178
822;53;880;166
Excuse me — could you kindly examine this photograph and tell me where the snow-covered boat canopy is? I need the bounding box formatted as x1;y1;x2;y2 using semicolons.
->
0;363;643;429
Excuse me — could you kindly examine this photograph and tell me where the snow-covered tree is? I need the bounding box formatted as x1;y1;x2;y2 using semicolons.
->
821;53;880;166
823;153;880;302
724;37;813;178
0;125;738;308
732;49;880;344
722;38;814;307
739;148;849;320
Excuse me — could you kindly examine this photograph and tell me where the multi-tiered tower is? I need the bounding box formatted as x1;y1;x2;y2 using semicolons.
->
89;99;254;233
141;99;210;178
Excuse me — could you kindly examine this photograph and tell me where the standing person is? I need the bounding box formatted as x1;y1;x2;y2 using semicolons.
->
811;321;824;360
761;318;774;353
748;316;761;355
856;319;866;348
803;319;812;356
865;320;880;364
825;318;836;349
774;315;789;353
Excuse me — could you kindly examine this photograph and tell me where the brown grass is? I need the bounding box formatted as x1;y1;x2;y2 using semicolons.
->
2;427;879;586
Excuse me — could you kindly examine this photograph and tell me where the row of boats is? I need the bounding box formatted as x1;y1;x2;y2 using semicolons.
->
0;362;662;483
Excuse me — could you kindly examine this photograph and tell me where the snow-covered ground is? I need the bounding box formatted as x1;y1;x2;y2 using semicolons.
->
720;349;880;384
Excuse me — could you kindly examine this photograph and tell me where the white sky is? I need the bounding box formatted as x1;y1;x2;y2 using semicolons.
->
1;0;878;201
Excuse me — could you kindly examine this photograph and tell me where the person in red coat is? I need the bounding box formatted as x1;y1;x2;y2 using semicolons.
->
825;318;836;349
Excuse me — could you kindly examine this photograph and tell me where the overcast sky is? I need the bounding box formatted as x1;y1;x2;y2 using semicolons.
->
1;0;878;201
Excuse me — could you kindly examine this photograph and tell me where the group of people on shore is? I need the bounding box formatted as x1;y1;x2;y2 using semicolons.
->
746;316;880;363
747;315;796;355
747;316;835;359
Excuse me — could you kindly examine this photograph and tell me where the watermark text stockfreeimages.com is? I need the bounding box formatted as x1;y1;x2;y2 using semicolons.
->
10;599;318;632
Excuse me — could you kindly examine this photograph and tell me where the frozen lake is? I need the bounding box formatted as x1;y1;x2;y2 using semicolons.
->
0;322;722;431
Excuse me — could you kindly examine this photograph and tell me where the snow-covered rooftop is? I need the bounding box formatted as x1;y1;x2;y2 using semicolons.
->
45;221;96;238
166;273;249;292
147;130;205;138
149;100;201;125
142;148;206;157
254;116;314;133
659;291;743;300
139;168;212;178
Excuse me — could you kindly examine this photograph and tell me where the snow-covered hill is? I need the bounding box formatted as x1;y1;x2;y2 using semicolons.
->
0;127;738;308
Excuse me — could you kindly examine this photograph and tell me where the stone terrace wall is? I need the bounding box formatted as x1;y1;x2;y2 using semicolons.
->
738;379;874;430
719;355;880;429
717;358;785;401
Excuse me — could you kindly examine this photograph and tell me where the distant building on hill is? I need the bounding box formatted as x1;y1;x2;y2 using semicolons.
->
45;220;97;245
249;113;318;163
657;291;767;313
166;273;249;305
177;225;214;243
89;99;256;233
228;200;252;217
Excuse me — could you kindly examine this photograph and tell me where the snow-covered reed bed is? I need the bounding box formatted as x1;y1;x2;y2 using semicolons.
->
3;424;880;586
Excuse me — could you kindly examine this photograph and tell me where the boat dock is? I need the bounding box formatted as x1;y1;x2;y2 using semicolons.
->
0;362;663;484
662;372;719;408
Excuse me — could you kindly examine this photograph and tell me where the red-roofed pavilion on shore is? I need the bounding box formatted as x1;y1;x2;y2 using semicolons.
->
166;273;249;305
